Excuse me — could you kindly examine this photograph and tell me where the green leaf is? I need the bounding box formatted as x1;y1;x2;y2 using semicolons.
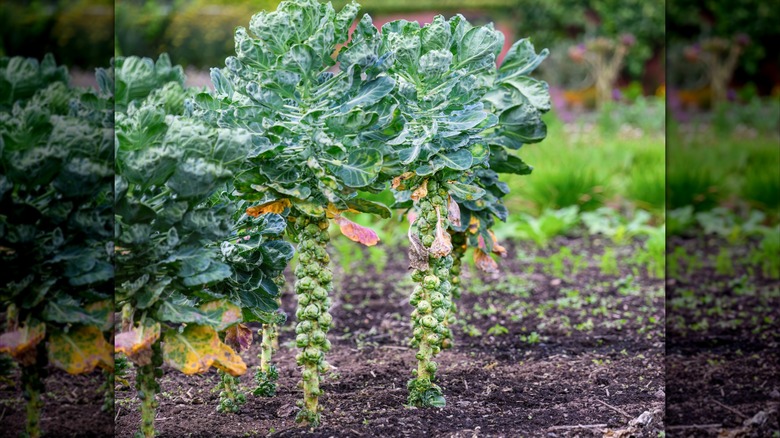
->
435;149;473;170
260;240;295;271
498;105;547;144
456;24;504;68
443;181;486;201
331;148;383;188
346;198;392;219
490;152;533;175
340;76;395;113
503;76;551;113
498;38;549;80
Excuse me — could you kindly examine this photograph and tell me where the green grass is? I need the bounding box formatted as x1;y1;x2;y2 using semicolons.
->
504;113;665;217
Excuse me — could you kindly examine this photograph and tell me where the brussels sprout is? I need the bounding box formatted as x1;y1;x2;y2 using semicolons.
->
318;270;333;283
296;333;310;347
421;315;438;329
298;294;311;307
425;361;438;374
296;320;313;334
312;286;328;301
426;333;440;344
304;304;320;319
311;330;327;344
318;312;333;327
430;293;445;307
417;300;432;314
422;235;435;247
423;275;440;290
433;308;448;322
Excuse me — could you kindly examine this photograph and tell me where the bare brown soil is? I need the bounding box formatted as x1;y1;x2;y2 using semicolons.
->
665;235;780;437
111;236;665;437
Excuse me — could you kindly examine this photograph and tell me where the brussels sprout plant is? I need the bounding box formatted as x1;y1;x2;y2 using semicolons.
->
199;0;399;426
355;15;550;406
112;55;279;437
0;55;114;438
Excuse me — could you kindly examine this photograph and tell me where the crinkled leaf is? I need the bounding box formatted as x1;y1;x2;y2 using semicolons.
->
331;148;383;188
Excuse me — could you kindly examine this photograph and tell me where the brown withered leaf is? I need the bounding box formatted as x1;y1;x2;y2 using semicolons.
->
335;216;380;246
224;323;253;353
246;199;292;217
489;231;508;257
447;196;461;227
411;179;429;202
429;207;453;258
391;171;416;189
115;319;161;366
474;249;499;273
408;222;429;271
0;321;45;366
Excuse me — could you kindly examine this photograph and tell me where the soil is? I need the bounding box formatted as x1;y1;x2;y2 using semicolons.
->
665;235;780;437
0;369;113;438
112;235;665;438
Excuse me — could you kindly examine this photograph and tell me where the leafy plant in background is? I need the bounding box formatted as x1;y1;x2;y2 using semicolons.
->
684;36;749;105
580;207;653;245
0;55;114;438
370;14;550;406
514;207;580;248
112;55;260;437
199;0;397;426
569;34;635;108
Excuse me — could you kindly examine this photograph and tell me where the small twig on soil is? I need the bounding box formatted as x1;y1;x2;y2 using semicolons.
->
711;398;749;419
595;398;632;419
0;407;5;423
666;424;722;430
548;424;607;430
115;407;121;422
378;345;411;350
463;378;468;392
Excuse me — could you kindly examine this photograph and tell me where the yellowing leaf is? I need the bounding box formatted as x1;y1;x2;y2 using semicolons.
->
326;203;358;219
48;326;114;374
115;319;161;366
334;216;380;246
246;199;291;216
411;179;428;202
430;207;453;258
447;196;461;227
474;249;499;273
197;299;242;331
0;321;45;365
468;216;480;234
163;324;247;377
224;323;253;353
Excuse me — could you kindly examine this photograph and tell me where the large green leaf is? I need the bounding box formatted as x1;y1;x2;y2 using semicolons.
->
498;104;547;144
346;198;392;219
498;39;549;80
435;149;473;171
503;77;551;113
339;76;395;113
331;148;383;188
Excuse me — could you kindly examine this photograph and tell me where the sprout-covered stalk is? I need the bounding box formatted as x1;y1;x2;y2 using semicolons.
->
216;370;246;413
292;214;333;426
408;180;453;407
442;232;468;349
21;365;43;438
136;341;162;438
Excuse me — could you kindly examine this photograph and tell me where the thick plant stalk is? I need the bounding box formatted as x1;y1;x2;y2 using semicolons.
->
216;370;246;413
408;180;453;407
136;341;162;438
254;274;285;397
441;232;468;350
292;214;333;426
253;321;279;397
21;365;43;438
101;368;115;412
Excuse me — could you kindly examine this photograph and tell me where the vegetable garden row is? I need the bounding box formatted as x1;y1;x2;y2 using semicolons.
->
1;0;553;436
